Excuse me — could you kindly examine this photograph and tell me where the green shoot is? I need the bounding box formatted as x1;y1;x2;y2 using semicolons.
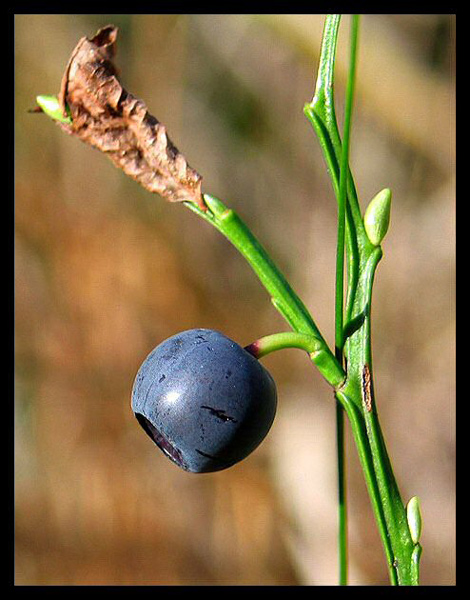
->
35;95;72;124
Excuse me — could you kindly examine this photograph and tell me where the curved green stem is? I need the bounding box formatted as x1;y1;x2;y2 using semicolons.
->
244;331;323;358
244;332;344;387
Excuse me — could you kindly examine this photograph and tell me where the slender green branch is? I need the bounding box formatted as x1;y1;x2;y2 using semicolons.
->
304;16;365;241
303;15;368;327
335;388;398;585
244;331;323;358
336;14;359;355
334;15;360;585
245;331;351;384
304;15;420;585
341;246;416;584
335;403;348;585
185;195;346;389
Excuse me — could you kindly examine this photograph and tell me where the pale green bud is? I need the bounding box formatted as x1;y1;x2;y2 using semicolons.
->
406;496;423;544
36;95;72;125
364;188;392;246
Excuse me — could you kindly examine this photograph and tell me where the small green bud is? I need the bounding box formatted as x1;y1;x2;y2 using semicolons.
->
364;188;392;246
406;496;423;544
36;95;72;125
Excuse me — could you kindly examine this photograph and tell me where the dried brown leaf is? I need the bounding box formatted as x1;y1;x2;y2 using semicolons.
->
56;25;205;210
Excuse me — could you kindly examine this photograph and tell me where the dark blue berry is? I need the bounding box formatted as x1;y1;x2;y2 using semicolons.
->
131;329;277;473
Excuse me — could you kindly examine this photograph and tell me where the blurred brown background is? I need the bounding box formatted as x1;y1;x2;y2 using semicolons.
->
15;14;455;585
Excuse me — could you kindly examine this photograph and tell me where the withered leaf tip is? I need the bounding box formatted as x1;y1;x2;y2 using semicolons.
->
54;25;205;210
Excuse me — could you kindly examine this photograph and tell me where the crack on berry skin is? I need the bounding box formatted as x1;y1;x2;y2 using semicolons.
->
135;413;189;470
200;405;238;423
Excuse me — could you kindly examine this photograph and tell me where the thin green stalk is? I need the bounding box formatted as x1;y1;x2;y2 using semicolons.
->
184;186;416;584
334;15;360;585
303;15;366;326
334;15;359;586
186;191;417;584
335;403;348;585
244;331;324;358
303;16;365;242
336;14;359;352
341;247;416;584
185;195;346;389
335;388;398;585
304;14;419;585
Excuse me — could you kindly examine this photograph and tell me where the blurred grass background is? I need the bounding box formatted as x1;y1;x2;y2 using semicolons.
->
15;14;455;585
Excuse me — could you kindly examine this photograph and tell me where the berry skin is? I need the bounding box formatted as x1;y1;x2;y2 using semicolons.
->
131;329;277;473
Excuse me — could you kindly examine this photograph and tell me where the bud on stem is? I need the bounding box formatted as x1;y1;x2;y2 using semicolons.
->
406;496;423;545
35;95;72;124
364;188;392;246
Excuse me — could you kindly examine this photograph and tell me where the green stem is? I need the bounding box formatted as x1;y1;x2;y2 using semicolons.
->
335;401;348;585
410;544;422;585
303;15;366;326
341;247;416;584
185;195;345;390
245;331;350;383
304;14;419;585
304;16;364;241
335;388;398;585
185;190;416;584
244;331;323;358
334;15;359;586
185;15;418;585
336;14;359;353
